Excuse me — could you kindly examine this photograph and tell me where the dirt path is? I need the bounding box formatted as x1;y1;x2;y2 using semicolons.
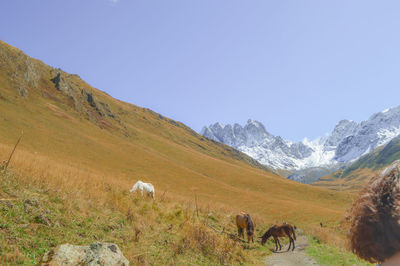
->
264;235;319;266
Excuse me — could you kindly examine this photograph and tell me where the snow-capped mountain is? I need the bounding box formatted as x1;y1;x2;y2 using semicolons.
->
201;106;400;170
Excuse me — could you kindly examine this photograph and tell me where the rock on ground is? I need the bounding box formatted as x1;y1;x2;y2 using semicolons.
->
41;242;129;265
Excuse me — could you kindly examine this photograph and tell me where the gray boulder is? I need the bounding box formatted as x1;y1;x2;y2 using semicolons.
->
41;243;129;265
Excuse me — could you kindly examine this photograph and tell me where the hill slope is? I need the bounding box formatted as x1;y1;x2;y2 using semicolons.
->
315;135;400;191
0;40;356;263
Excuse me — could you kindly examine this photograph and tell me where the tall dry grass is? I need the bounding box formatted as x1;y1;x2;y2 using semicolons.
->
0;143;269;264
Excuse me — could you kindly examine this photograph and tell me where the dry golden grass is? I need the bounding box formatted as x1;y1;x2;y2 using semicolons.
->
314;168;376;193
0;139;352;231
0;135;352;261
0;143;275;264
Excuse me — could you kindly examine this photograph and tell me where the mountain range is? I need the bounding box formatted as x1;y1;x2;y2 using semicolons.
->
201;107;400;174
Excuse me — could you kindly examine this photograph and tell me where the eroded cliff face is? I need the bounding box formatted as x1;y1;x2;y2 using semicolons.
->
0;40;126;132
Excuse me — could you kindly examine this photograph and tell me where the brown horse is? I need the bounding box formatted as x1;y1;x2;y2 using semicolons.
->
236;212;255;243
260;224;296;251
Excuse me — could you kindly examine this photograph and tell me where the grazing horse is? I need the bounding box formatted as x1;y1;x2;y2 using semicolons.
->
260;224;296;251
236;212;255;243
130;180;155;199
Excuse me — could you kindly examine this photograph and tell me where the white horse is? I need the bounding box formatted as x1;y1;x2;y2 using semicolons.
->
129;180;155;199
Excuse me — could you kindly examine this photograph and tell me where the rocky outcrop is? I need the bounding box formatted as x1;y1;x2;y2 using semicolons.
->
18;86;28;98
50;71;117;123
0;41;40;93
324;120;358;150
50;72;74;95
0;40;126;132
41;243;129;265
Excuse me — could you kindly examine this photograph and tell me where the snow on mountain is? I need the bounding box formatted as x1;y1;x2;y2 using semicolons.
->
201;106;400;170
334;106;400;163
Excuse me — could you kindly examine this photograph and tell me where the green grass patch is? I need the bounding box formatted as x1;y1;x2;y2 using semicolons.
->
306;236;372;266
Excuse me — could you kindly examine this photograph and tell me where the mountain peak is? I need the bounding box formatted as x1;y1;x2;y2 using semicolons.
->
246;119;260;125
201;106;400;171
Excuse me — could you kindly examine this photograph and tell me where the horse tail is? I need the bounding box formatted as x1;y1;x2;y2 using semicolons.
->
291;225;296;240
246;214;254;233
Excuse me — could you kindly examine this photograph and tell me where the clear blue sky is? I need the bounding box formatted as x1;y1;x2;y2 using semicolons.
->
2;0;400;141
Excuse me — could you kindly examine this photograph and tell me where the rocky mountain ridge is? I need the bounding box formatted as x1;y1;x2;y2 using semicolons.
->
201;106;400;171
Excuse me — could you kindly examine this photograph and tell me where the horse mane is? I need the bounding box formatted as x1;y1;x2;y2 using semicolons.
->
260;226;272;243
265;226;273;235
245;214;254;233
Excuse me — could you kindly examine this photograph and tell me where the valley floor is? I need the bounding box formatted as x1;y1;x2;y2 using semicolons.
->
0;142;370;265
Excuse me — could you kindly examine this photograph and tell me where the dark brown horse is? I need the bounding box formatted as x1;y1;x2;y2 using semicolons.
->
236;212;255;243
260;224;296;251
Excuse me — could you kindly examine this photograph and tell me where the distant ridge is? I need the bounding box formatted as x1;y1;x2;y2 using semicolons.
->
201;107;400;172
315;135;400;191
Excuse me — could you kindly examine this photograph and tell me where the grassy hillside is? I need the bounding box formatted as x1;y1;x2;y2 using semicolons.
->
0;40;361;263
0;161;271;264
315;136;400;192
339;136;400;175
1;149;367;265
